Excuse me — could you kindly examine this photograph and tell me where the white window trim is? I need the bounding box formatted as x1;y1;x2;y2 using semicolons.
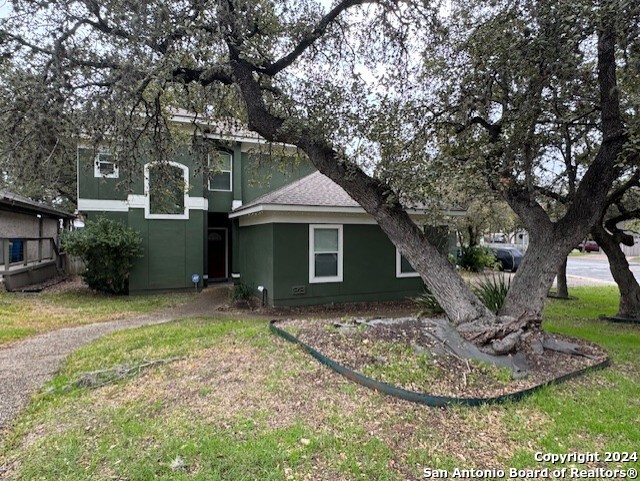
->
94;151;119;179
396;248;420;278
309;224;343;284
144;161;189;220
208;151;233;192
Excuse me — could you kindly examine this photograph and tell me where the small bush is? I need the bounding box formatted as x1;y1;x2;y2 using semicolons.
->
473;275;510;314
62;218;142;295
413;288;444;315
232;282;255;302
458;246;496;272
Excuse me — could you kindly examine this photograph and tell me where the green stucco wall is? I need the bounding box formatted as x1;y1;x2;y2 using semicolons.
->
84;211;128;224
78;145;205;200
237;224;274;301
127;209;204;293
241;153;315;204
78;148;128;201
78;142;324;296
79;144;315;215
238;222;425;307
83;209;205;294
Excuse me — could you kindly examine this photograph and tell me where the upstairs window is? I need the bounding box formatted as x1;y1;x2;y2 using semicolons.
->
208;151;232;191
94;151;119;178
145;162;189;219
309;224;343;283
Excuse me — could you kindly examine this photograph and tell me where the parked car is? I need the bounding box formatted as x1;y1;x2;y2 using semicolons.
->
490;246;523;272
577;240;600;253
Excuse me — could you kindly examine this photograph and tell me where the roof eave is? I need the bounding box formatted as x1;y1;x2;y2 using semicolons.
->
229;203;466;219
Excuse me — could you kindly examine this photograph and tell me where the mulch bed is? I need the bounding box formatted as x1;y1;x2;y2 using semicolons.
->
277;317;608;399
6;276;70;293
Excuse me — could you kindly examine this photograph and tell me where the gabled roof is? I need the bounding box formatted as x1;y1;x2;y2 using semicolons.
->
229;171;464;218
234;171;360;212
0;191;74;219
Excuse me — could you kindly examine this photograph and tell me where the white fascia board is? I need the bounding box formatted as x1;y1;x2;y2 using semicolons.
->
127;195;146;208
186;197;209;210
230;203;461;219
78;199;129;212
236;211;379;227
238;140;298;152
229;204;364;218
78;195;208;214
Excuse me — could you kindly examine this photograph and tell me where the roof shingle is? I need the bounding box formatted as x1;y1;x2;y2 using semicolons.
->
236;171;359;211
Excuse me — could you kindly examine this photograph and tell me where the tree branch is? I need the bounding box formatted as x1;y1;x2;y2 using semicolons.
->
606;169;640;207
259;0;375;76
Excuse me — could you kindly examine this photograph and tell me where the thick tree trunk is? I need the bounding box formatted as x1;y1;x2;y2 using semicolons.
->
592;224;640;319
554;257;569;299
499;234;572;317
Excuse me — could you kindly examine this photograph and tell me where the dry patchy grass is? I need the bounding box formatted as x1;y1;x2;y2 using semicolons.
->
2;287;639;480
1;327;554;480
0;279;190;345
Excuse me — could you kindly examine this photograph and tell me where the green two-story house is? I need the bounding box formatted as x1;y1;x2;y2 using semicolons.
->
77;121;456;306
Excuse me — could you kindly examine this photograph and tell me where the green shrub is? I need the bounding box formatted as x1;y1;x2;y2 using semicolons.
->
62;218;142;295
413;288;444;315
473;275;510;314
232;282;255;302
458;246;496;272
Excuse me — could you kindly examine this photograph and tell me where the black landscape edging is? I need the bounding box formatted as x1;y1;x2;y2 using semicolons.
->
546;294;576;301
599;314;640;325
270;320;610;407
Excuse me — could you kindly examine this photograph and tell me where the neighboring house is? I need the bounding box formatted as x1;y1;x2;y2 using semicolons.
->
0;191;74;290
77;125;457;306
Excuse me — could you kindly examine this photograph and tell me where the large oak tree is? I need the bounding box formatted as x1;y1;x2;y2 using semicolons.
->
0;0;635;357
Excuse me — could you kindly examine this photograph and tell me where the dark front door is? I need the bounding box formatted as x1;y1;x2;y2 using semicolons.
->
208;228;228;280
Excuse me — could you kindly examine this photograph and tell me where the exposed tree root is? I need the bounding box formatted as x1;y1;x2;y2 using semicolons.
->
456;314;541;356
48;357;183;393
335;316;597;379
420;317;530;377
421;316;595;377
542;337;599;360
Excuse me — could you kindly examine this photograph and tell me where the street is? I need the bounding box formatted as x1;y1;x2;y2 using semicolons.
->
566;254;640;284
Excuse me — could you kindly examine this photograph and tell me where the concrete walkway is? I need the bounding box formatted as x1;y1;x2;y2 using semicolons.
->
0;286;232;434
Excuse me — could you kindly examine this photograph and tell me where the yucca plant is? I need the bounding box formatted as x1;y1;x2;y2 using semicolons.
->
413;288;444;315
473;275;511;314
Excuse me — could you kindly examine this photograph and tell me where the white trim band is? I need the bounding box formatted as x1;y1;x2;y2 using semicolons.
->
77;196;209;213
230;203;466;219
78;199;129;212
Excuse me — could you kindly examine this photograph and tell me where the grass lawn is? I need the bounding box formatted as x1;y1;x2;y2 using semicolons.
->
0;286;192;346
1;286;639;480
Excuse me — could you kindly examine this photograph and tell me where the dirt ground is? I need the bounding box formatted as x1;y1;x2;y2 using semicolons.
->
275;317;608;399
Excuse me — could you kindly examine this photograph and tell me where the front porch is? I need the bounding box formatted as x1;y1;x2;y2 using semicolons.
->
0;237;65;291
